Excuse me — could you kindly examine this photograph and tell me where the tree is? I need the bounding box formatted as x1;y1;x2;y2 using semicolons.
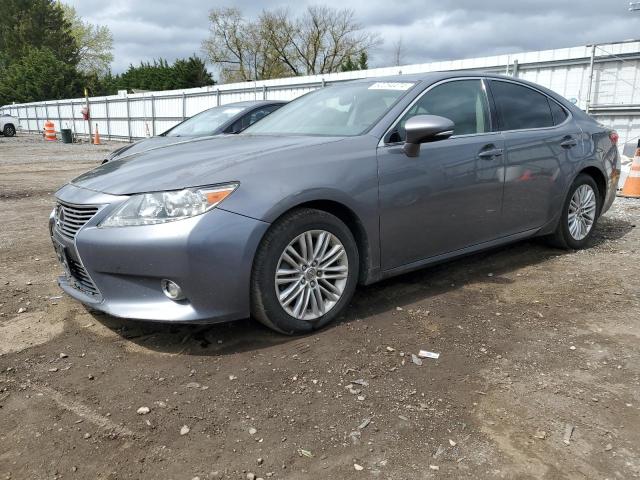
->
59;3;113;76
0;0;78;66
392;37;405;66
0;48;83;105
173;56;215;88
201;7;287;83
202;6;379;82
340;51;368;72
100;56;215;94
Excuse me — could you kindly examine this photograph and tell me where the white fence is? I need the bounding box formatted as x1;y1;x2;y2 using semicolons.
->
2;39;640;153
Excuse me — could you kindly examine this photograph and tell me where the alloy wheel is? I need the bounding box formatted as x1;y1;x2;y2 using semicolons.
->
275;229;349;321
568;184;596;241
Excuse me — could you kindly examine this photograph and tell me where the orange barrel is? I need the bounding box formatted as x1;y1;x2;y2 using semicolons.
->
44;120;57;142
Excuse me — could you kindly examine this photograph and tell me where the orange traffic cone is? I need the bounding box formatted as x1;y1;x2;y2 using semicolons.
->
44;120;56;141
93;123;101;145
620;140;640;198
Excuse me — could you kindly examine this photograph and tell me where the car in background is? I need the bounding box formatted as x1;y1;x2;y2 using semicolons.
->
103;100;285;163
0;114;19;137
50;73;620;335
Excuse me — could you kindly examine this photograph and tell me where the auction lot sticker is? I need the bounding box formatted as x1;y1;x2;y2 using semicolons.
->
368;82;414;90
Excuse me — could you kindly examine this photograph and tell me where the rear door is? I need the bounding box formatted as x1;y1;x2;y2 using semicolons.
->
378;78;506;270
488;80;582;234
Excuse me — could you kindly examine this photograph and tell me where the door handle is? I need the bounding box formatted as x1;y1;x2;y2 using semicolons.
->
478;147;504;159
560;136;578;148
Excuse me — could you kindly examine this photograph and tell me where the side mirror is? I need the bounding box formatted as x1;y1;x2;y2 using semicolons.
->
403;115;455;157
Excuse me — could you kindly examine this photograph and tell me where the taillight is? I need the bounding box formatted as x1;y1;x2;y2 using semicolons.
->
609;131;619;145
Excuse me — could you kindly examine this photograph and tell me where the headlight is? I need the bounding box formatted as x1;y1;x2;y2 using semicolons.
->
99;183;238;227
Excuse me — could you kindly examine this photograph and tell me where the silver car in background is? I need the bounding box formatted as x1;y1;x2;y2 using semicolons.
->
50;72;620;335
103;100;285;162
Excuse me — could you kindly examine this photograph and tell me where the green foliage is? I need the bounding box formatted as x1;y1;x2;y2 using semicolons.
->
0;0;213;104
59;3;113;76
102;56;214;93
0;0;79;66
340;52;368;72
0;47;83;104
0;0;85;104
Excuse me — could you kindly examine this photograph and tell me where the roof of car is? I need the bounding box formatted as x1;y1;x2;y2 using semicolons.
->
348;71;523;84
224;100;287;107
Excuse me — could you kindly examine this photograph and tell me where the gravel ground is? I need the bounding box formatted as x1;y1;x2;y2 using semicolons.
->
0;134;639;480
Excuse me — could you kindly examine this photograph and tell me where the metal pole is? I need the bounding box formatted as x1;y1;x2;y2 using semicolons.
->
151;95;156;136
25;105;30;133
216;89;220;106
182;92;186;121
56;101;62;130
262;85;267;100
512;59;519;78
35;104;40;134
105;97;111;140
71;101;77;138
126;95;132;142
85;89;93;142
586;44;596;113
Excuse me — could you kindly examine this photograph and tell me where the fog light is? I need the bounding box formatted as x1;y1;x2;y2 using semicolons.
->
161;279;185;301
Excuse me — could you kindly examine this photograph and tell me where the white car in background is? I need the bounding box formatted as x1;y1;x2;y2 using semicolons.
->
0;114;19;137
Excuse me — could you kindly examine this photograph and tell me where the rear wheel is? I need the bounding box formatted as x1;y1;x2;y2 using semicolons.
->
548;173;600;249
251;208;359;335
3;124;16;137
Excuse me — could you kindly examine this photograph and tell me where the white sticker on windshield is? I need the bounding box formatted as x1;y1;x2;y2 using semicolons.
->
368;82;413;91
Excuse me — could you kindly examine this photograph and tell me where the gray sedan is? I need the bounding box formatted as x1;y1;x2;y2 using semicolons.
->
50;72;620;334
103;100;285;162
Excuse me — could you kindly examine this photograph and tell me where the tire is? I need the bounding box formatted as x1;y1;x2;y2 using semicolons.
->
251;208;359;335
3;124;16;137
547;173;601;249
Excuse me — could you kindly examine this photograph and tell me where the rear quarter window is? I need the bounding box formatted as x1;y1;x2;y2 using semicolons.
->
548;100;568;125
490;80;554;131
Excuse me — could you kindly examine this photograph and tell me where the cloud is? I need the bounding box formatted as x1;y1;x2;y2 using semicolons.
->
63;0;640;74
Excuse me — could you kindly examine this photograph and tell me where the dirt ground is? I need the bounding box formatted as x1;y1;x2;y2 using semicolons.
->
0;134;638;480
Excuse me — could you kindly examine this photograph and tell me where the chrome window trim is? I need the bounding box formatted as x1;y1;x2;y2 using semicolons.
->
378;77;496;147
485;78;573;133
378;76;573;147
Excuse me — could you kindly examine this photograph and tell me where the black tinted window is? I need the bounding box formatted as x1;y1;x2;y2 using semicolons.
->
395;80;490;140
490;81;553;130
549;100;568;125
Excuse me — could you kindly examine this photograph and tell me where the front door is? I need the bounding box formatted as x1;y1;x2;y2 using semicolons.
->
378;79;505;270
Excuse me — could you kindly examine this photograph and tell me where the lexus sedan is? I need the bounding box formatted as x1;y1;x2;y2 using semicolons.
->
103;100;285;162
50;72;620;334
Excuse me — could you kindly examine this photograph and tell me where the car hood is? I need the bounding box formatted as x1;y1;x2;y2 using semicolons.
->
108;136;200;160
72;134;345;195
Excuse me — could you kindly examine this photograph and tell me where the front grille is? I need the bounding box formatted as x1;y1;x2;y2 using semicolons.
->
67;258;100;296
55;201;99;239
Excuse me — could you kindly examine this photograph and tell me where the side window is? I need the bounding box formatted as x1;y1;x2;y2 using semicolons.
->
230;106;281;133
548;100;568;125
391;80;490;142
490;81;554;130
248;106;279;126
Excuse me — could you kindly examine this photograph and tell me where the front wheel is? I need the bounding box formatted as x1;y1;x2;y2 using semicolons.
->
251;208;359;335
548;173;601;249
3;124;16;137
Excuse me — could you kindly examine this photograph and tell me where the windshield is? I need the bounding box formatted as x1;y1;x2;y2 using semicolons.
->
244;81;416;136
164;105;246;137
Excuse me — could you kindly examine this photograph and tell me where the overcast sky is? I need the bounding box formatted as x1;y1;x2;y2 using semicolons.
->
65;0;640;77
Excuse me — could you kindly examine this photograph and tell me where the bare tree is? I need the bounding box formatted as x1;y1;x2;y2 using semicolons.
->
262;7;379;75
392;37;405;66
202;6;378;82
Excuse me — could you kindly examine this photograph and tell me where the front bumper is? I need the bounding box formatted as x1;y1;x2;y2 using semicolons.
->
50;184;269;323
